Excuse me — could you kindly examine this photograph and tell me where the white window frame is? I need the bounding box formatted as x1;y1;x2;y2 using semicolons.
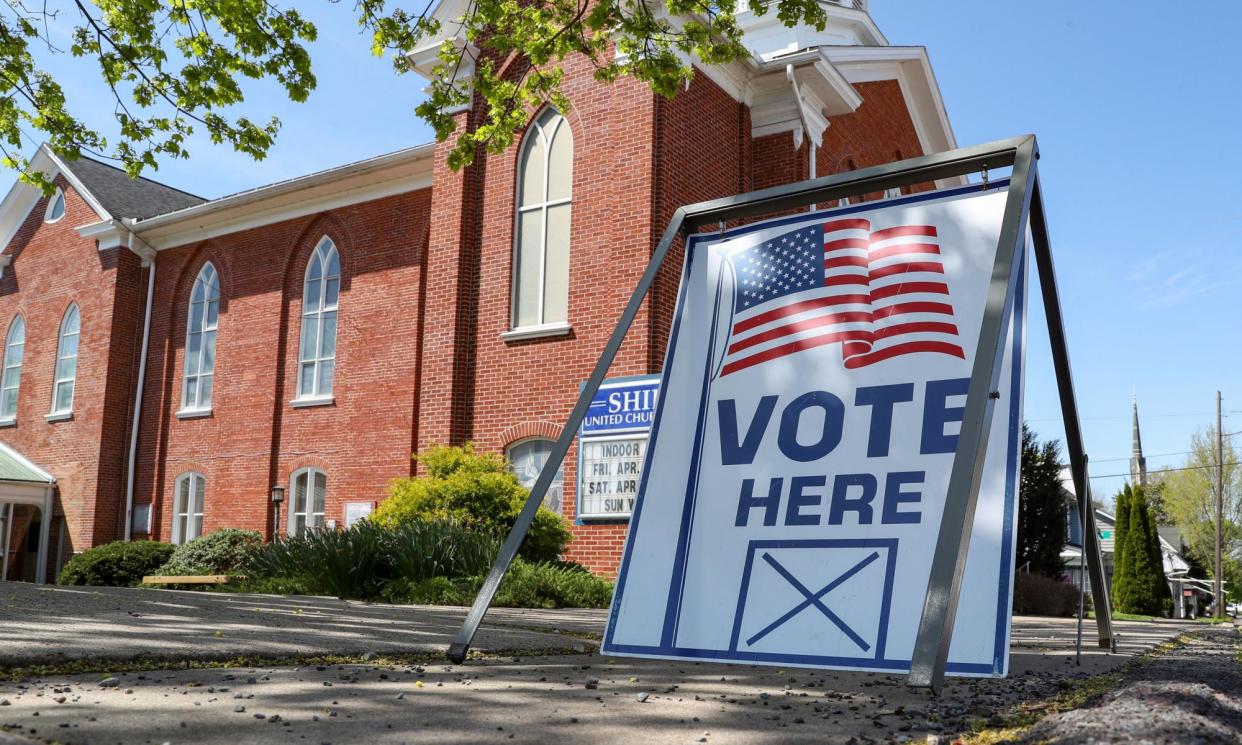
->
293;238;339;405
287;467;327;537
0;315;24;423
509;109;573;335
48;304;79;419
506;438;564;515
179;263;220;415
43;188;65;223
171;472;206;545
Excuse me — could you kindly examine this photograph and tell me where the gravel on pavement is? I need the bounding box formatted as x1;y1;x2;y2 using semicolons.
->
1015;624;1242;745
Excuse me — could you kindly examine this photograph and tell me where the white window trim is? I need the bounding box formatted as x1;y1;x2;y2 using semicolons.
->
171;472;206;545
49;304;79;417
43;188;65;224
506;437;565;515
290;395;334;408
510;109;572;331
293;238;340;404
0;315;24;424
175;407;212;419
500;321;572;343
287;467;327;536
180;262;220;414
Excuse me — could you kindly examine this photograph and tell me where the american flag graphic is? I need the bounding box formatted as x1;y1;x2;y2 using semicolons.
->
718;217;966;377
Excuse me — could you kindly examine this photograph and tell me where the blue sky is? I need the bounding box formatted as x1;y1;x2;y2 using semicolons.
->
9;1;1237;501
876;0;1242;501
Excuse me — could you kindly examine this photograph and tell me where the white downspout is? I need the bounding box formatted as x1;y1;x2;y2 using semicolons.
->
124;232;156;541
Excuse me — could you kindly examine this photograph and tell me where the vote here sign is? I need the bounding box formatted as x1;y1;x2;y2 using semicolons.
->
603;183;1026;677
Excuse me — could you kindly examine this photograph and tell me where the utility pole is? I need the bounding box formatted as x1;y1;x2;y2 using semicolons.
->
1217;391;1225;619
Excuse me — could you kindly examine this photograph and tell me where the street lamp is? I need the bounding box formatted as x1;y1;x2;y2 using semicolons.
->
270;485;285;539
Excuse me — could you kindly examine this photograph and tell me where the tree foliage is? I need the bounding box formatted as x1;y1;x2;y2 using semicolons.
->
1017;423;1068;578
1155;425;1242;593
0;0;827;191
1111;484;1171;616
372;442;571;562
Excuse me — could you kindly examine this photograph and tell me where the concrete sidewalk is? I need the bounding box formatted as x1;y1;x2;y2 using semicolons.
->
0;582;1211;744
0;583;600;666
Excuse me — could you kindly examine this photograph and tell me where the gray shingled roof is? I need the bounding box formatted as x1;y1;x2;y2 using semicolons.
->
65;156;205;220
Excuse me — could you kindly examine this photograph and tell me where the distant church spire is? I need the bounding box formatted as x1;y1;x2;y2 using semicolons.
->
1131;390;1147;486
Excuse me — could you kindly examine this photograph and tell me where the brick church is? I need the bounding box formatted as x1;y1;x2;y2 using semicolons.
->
0;0;959;581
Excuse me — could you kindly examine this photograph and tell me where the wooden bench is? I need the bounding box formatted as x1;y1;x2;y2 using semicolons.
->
141;575;239;585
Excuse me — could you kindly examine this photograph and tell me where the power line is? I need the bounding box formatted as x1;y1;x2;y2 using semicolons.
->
1029;410;1242;423
1061;460;1242;481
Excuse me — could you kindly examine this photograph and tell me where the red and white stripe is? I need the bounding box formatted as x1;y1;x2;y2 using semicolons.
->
843;223;964;369
719;218;964;377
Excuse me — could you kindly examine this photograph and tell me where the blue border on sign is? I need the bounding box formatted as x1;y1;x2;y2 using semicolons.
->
603;180;1022;676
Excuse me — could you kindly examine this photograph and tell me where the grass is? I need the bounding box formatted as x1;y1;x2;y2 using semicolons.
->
956;634;1192;745
1085;610;1235;624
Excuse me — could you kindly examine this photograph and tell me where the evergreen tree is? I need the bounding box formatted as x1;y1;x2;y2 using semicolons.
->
1140;486;1173;613
1111;485;1133;611
1114;487;1171;616
1017;424;1069;577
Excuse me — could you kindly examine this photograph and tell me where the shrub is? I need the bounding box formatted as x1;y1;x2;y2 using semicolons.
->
245;521;391;600
387;519;499;582
382;576;471;605
58;541;175;587
155;529;263;576
374;443;571;562
1012;573;1081;617
382;559;613;608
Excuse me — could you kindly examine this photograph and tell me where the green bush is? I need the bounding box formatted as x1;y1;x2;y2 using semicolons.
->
383;558;614;609
58;541;176;587
387;519;499;582
382;576;471;605
374;443;571;563
245;521;391;600
489;559;613;609
155;529;263;576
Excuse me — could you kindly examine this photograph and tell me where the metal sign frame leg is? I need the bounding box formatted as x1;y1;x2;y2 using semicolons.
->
446;135;1113;683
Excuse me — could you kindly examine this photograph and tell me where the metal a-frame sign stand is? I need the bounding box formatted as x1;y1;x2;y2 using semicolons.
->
446;134;1115;694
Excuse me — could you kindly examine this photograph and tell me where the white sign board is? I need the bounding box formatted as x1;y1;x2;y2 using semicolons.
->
603;183;1026;677
579;436;647;518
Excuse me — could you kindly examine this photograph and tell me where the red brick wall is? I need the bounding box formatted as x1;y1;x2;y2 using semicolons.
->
133;190;430;542
3;64;944;583
818;80;933;196
0;177;144;557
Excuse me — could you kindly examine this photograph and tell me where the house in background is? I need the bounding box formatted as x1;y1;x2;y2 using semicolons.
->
1059;397;1207;618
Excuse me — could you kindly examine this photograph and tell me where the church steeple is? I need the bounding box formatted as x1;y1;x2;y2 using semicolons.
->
1131;391;1147;486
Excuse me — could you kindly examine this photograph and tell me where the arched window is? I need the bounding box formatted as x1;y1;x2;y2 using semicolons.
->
44;188;65;223
506;438;564;514
181;263;220;412
0;316;24;421
172;472;206;544
512;109;573;330
288;467;327;536
296;238;339;402
49;304;79;416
